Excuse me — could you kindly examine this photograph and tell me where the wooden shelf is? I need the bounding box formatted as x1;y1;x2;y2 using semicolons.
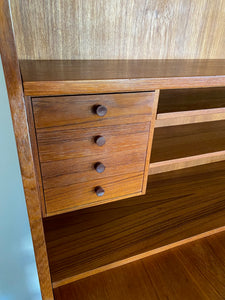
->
19;60;225;96
53;229;225;300
156;108;225;127
43;160;225;288
156;87;225;127
149;150;225;175
151;120;225;163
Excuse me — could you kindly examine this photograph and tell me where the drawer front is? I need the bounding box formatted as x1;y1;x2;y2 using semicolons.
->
37;122;150;162
32;91;157;215
45;173;144;214
42;149;147;188
32;92;155;129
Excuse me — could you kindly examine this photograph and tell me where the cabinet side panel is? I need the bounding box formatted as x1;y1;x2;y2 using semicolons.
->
0;0;53;299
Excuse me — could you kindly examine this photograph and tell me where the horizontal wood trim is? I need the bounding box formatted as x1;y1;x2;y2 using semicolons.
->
52;225;225;288
149;150;225;175
20;60;225;96
156;108;225;127
23;76;225;96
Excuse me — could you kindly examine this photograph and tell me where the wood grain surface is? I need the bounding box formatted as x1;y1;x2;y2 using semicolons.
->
158;88;225;113
0;1;53;298
11;0;225;60
54;230;225;300
42;149;147;188
33;92;156;214
45;172;144;215
142;90;160;191
149;151;225;175
156;108;225;127
20;60;225;96
156;87;225;126
151;120;225;162
43;160;225;287
32;92;155;129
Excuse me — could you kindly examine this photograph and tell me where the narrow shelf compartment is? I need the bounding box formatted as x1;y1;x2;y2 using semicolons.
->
43;160;225;288
54;230;225;300
156;87;225;127
151;120;225;163
149;150;225;175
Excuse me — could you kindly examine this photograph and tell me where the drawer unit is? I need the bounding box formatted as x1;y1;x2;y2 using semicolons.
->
32;92;157;215
32;92;155;128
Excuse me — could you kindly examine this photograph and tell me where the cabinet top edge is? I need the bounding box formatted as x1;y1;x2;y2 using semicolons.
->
20;59;225;96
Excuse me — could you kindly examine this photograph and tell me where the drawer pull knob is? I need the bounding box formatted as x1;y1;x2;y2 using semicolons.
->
95;136;106;146
95;105;107;117
95;162;105;173
95;186;105;196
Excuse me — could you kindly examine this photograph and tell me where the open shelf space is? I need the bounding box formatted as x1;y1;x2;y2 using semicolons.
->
149;151;225;175
43;160;225;288
54;230;225;300
156;87;225;127
151;120;225;163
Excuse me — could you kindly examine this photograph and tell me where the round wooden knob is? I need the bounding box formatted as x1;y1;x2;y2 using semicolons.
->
94;162;105;173
95;136;106;146
95;105;107;117
95;186;105;197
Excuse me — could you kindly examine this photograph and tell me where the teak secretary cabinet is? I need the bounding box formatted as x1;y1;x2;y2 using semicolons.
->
1;0;225;299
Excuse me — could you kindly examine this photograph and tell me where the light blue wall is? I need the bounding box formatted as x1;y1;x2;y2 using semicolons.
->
0;58;42;300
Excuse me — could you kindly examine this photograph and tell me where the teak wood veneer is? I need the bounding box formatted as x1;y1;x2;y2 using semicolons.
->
1;1;225;298
20;59;225;96
53;230;225;300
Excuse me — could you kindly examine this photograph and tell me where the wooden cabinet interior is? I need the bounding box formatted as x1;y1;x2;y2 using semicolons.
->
44;160;225;288
1;1;225;297
53;229;225;300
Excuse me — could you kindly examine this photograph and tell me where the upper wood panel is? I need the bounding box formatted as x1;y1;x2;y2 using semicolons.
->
20;60;225;96
11;0;225;60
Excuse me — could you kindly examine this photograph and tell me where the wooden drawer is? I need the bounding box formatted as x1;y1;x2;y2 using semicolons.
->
37;122;150;162
32;91;157;215
45;172;144;215
42;149;147;188
32;92;155;129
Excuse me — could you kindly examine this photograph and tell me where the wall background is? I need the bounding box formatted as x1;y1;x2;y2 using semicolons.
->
0;58;41;300
11;0;225;60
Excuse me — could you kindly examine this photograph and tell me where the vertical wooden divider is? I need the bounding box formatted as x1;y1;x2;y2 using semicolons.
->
0;1;54;299
142;89;160;191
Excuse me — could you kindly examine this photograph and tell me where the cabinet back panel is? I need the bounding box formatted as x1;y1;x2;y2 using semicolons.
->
11;0;225;59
